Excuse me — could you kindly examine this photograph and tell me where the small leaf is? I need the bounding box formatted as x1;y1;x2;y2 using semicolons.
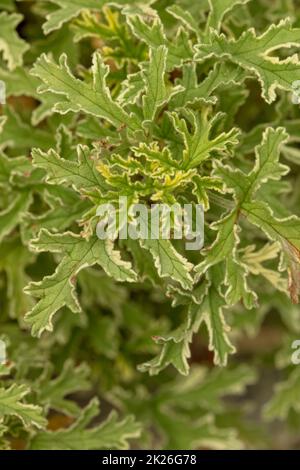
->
0;384;46;430
43;0;105;34
0;12;29;70
206;0;251;33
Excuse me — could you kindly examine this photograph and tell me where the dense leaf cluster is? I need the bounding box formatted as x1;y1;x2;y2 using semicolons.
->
1;0;300;450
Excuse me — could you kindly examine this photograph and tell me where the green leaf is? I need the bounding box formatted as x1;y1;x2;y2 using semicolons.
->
25;230;137;336
43;0;105;34
225;256;257;309
0;191;32;243
0;152;30;186
192;175;224;211
140;267;236;374
200;267;236;366
241;200;300;301
241;242;288;294
0;66;38;97
242;204;300;249
169;109;240;169
31;52;138;131
169;62;248;109
214;127;289;208
30;398;141;450
32;145;105;192
206;0;251;32
0;66;64;126
0;0;15;11
140;237;194;291
0;107;54;150
264;368;300;420
195;210;238;276
0;12;29;70
37;360;90;416
159;364;257;412
0;237;34;318
156;413;242;450
0;384;46;430
196;18;300;103
142;45;168;122
139;283;208;375
127;15;193;70
166;4;200;36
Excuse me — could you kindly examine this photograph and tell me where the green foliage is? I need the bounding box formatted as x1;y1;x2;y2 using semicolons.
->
1;0;300;450
0;12;29;70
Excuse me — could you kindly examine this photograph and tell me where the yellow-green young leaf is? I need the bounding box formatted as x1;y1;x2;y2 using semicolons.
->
25;230;137;336
196;18;300;103
0;384;46;430
30;398;141;450
206;0;251;32
43;0;146;34
0;66;38;97
31;52;138;132
0;12;29;70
